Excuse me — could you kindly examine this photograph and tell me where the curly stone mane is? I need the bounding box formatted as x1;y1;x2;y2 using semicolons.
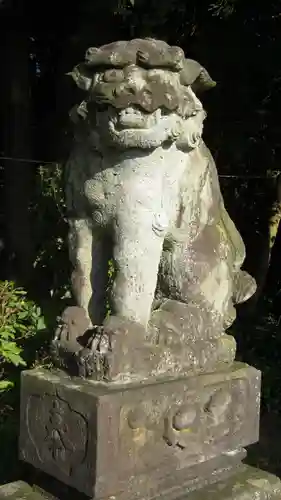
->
69;38;216;117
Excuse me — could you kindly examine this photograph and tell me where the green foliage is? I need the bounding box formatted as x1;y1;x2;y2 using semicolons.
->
31;163;70;300
0;280;49;482
0;281;46;392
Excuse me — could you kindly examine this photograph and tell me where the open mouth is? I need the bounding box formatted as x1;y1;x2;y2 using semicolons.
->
116;107;149;129
115;107;160;130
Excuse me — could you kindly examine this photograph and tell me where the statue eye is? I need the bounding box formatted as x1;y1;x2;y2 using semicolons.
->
103;69;124;82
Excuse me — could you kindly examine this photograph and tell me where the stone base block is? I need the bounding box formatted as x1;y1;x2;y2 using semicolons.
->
186;465;281;499
52;312;237;382
0;482;41;500
1;467;281;500
19;362;260;499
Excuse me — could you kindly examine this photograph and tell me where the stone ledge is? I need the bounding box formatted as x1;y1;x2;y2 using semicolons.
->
0;482;46;500
184;465;281;500
1;466;281;500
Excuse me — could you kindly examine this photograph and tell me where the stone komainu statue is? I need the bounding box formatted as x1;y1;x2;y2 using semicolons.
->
56;38;256;380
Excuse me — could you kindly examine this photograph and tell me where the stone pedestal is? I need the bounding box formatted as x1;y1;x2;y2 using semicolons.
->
18;363;259;499
0;361;274;499
0;362;280;499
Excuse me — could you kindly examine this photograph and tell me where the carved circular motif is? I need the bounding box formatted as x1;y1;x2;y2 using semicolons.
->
92;210;104;225
127;407;147;430
163;403;199;448
204;388;232;424
172;405;197;431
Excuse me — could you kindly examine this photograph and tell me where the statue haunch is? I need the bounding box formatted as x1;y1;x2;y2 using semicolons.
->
61;38;256;375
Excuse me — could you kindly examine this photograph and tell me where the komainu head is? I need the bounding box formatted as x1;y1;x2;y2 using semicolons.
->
68;38;216;150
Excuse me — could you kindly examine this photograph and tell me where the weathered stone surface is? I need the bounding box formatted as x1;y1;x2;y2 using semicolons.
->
62;38;257;376
51;313;236;382
0;482;46;500
2;466;281;500
185;465;281;499
1;37;277;500
19;363;260;499
50;306;92;373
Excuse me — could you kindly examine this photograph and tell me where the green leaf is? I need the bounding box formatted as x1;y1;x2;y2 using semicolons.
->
0;326;16;339
0;380;14;392
0;340;26;366
17;311;29;320
15;323;28;332
4;351;26;366
36;317;46;331
0;332;15;340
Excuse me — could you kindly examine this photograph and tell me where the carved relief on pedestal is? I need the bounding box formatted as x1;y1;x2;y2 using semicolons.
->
163;381;247;451
163;403;200;450
19;364;261;498
163;388;233;450
119;375;250;465
25;392;88;477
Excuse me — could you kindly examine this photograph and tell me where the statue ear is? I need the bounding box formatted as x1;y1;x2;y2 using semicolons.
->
180;59;216;93
66;63;93;91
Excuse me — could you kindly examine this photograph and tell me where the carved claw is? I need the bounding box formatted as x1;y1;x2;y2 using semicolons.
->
75;325;112;379
87;327;110;354
75;347;96;378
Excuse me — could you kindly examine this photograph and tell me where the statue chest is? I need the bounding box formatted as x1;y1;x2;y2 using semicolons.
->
83;147;188;226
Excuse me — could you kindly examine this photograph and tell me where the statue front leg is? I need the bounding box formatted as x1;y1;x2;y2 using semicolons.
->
68;218;110;325
110;215;165;329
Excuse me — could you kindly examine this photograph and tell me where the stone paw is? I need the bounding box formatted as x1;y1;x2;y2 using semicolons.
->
87;326;111;354
51;306;92;371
